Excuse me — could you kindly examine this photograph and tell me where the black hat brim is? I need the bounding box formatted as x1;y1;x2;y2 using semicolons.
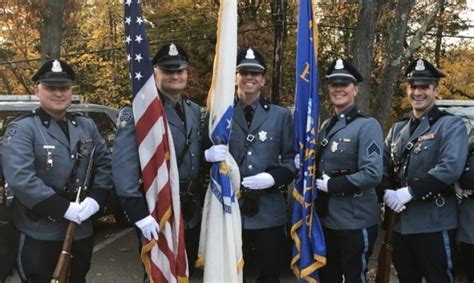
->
236;64;265;74
156;60;188;71
326;75;357;84
407;77;438;86
38;78;73;87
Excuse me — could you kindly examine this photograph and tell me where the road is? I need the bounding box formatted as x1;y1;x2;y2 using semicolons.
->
5;217;467;282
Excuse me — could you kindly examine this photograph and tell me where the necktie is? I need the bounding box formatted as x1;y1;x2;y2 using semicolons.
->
57;120;69;140
175;103;185;124
409;118;420;135
244;105;253;127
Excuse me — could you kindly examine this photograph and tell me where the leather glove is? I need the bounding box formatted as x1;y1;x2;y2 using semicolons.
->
78;197;100;222
294;154;300;170
241;173;275;190
135;215;160;241
316;173;330;192
204;144;228;162
64;202;82;224
454;182;472;199
383;189;405;213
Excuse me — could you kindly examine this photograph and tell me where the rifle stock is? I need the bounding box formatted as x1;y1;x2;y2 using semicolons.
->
375;207;397;283
51;222;76;283
51;146;96;283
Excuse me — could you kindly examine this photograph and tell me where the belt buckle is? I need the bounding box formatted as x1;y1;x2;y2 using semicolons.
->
246;134;255;142
405;142;414;151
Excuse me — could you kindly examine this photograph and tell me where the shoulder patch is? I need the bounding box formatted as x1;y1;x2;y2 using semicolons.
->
118;108;133;128
367;141;381;157
4;124;21;143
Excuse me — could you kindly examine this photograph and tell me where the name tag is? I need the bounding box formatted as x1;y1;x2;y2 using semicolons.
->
418;133;436;142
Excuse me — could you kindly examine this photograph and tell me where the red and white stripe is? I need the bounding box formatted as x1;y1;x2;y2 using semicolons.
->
133;76;188;283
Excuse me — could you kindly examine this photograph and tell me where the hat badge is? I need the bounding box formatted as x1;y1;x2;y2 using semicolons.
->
168;43;179;56
334;58;344;70
245;48;256;59
51;60;63;72
415;59;425;71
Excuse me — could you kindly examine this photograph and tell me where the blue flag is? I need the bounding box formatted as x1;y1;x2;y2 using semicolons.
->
290;0;327;281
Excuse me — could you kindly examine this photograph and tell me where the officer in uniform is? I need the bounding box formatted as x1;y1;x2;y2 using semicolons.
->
2;59;113;283
0;144;18;283
380;59;468;282
230;48;296;282
313;59;383;283
456;129;474;283
112;42;226;276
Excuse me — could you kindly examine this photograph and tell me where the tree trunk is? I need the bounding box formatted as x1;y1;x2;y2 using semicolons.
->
375;0;443;130
39;0;66;62
351;0;382;113
271;0;286;104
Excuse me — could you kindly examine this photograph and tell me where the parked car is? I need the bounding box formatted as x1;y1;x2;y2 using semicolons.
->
436;99;474;133
0;95;127;225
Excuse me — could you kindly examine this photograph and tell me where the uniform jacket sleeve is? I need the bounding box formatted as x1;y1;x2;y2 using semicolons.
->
112;107;149;223
408;116;468;199
266;107;297;189
85;117;113;206
328;117;383;194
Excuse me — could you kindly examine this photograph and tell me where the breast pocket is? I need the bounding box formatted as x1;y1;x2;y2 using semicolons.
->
254;131;280;163
410;140;440;173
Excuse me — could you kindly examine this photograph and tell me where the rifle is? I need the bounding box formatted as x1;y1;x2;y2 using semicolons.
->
375;206;397;283
51;146;96;283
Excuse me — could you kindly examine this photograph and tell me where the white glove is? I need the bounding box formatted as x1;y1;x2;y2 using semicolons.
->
241;173;275;190
64;202;82;224
204;144;228;162
294;154;300;170
135;215;160;241
395;187;413;205
454;182;473;198
78;197;100;222
383;189;405;213
316;173;330;192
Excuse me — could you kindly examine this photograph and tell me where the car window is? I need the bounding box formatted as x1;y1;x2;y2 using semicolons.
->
80;111;116;150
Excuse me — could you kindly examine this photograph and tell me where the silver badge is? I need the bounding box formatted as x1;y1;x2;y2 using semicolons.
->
51;60;62;72
330;141;339;153
415;59;425;71
245;48;256;59
258;131;267;142
334;58;344;70
168;43;179;56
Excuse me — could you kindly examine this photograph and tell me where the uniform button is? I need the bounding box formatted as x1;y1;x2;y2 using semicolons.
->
191;167;195;170
191;153;195;157
248;151;252;155
71;154;75;159
248;165;253;169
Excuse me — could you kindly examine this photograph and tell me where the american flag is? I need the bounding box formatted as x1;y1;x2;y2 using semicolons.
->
291;0;326;282
124;1;188;282
196;0;243;282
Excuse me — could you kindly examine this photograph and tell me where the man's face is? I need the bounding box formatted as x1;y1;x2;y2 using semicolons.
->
236;71;265;99
35;83;73;118
328;82;357;112
154;68;188;97
406;83;439;116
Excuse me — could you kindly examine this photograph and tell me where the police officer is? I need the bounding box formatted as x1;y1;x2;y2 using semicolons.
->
381;59;468;282
0;144;18;283
2;59;113;283
456;129;474;283
312;59;383;283
112;42;225;276
230;48;296;282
